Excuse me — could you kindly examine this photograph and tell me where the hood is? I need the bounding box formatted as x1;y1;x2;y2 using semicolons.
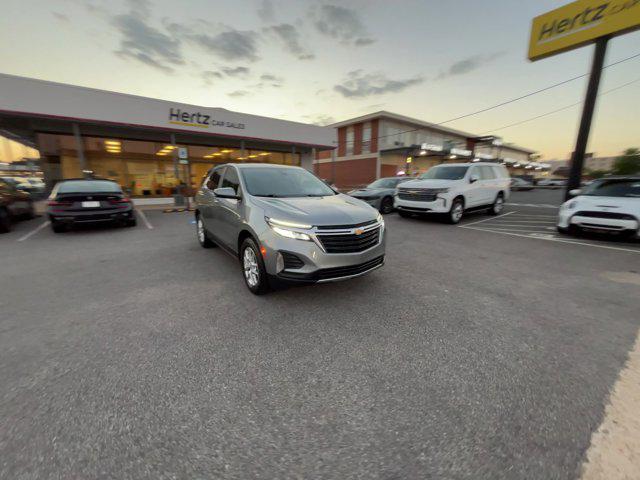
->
348;187;390;196
573;195;640;213
398;179;461;189
252;193;378;227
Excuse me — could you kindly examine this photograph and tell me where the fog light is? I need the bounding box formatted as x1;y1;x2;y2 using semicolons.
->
276;252;284;273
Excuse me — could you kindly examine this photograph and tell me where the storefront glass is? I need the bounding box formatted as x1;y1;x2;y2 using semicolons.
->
37;133;302;197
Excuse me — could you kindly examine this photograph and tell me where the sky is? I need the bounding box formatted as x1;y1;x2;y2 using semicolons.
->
0;0;638;160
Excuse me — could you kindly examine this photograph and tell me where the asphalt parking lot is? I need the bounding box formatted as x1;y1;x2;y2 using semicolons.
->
1;190;639;479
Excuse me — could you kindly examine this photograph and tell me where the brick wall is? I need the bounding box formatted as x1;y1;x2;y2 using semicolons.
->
315;157;377;190
381;164;398;177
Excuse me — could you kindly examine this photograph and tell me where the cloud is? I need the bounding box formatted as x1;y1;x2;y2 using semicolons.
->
436;52;505;80
202;70;223;85
334;70;424;98
264;23;315;60
257;74;284;88
222;66;250;77
313;4;374;46
111;11;184;73
228;90;251;98
188;29;259;62
303;114;336;126
257;0;275;22
51;12;69;22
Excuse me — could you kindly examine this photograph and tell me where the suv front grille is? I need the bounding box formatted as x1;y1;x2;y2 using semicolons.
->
398;189;438;202
574;211;636;220
316;256;384;281
317;227;380;253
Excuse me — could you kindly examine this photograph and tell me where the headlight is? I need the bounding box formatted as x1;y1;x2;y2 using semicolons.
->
377;212;384;227
266;217;312;241
432;188;450;194
562;201;577;210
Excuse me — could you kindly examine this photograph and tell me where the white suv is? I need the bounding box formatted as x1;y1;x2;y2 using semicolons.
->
394;163;511;223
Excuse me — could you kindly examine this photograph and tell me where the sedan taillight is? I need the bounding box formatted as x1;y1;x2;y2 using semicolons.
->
47;200;72;207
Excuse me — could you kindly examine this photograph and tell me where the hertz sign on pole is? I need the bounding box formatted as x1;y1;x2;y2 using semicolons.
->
529;0;640;61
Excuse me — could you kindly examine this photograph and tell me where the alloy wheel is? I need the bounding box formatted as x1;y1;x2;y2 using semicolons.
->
243;247;260;287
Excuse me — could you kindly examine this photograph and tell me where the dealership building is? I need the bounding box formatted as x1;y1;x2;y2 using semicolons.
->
314;111;547;189
0;73;334;199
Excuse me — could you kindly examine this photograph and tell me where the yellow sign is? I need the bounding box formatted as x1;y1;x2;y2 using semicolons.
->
529;0;640;61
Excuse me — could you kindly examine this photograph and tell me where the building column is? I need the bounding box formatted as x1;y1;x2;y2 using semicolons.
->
376;151;381;179
72;123;87;175
300;148;313;172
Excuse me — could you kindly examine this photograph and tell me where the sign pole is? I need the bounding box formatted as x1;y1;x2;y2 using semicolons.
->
565;36;609;200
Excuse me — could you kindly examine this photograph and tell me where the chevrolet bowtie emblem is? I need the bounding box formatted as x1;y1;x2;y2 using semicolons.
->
354;228;364;235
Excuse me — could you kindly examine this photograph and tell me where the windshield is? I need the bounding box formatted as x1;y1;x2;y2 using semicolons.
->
368;178;402;188
242;167;336;197
57;180;122;193
581;179;640;198
419;166;469;180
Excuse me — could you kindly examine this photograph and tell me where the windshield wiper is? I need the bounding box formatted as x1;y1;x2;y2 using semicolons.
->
255;194;281;198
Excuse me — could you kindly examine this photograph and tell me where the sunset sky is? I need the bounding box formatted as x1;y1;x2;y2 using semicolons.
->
0;0;638;160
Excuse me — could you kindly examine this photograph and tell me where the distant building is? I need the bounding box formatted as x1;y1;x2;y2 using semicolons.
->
548;154;617;177
314;111;544;189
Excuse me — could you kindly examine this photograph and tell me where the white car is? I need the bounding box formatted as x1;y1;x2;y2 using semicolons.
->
538;178;566;188
394;163;511;224
557;177;640;238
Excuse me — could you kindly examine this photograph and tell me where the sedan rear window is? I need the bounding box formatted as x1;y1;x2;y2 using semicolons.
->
57;180;121;193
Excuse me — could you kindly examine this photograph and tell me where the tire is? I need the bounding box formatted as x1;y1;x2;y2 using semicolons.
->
0;208;11;233
196;215;216;248
556;226;569;235
380;196;394;214
447;198;464;224
240;237;270;295
125;217;137;227
24;201;36;220
51;221;66;233
398;210;412;218
487;193;504;215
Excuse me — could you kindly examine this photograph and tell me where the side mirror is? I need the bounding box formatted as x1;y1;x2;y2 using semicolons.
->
213;187;241;200
569;188;582;197
469;174;479;183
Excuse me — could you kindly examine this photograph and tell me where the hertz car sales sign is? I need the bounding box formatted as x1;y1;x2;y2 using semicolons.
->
529;0;640;61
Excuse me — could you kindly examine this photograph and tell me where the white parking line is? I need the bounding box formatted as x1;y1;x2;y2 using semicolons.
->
505;203;559;208
17;221;50;242
460;211;515;227
460;225;640;254
136;209;154;229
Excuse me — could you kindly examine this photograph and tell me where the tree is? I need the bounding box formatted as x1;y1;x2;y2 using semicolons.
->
612;148;640;175
586;169;608;179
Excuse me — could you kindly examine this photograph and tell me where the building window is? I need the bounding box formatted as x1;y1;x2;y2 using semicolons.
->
362;122;371;154
346;126;354;155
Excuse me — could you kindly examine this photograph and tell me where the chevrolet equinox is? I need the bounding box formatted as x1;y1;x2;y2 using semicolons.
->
194;164;385;294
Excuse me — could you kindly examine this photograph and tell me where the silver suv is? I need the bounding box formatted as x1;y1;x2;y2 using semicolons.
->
194;164;385;294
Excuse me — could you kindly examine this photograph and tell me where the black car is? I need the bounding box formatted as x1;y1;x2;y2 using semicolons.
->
0;178;35;233
47;179;136;232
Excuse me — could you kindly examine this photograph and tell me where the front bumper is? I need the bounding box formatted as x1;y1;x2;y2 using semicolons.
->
259;223;386;283
394;196;449;213
558;211;639;236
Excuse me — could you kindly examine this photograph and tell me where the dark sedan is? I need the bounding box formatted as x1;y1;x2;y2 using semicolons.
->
348;177;413;213
0;178;35;233
47;179;136;232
